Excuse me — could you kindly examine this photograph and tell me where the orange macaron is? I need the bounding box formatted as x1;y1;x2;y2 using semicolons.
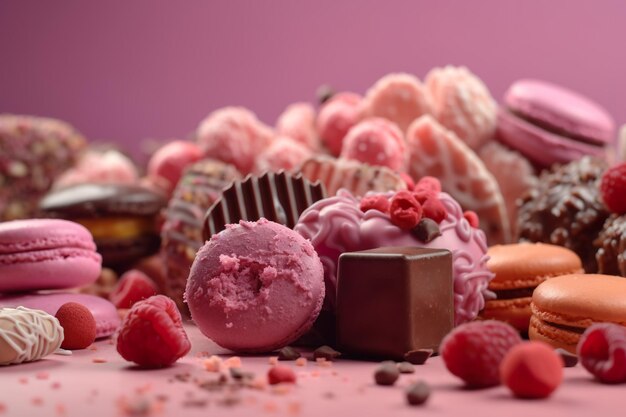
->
530;274;626;353
481;243;583;332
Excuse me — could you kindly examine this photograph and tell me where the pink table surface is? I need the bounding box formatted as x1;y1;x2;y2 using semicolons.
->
0;322;620;417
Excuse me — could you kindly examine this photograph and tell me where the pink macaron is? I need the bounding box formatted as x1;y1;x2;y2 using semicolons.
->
0;219;102;293
185;218;325;352
497;79;615;167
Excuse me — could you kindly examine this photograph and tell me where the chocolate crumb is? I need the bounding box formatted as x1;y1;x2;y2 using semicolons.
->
229;367;254;381
317;84;335;104
277;346;301;361
374;361;399;386
397;362;415;374
406;381;430;406
404;349;433;365
313;345;341;361
411;219;441;243
556;348;578;368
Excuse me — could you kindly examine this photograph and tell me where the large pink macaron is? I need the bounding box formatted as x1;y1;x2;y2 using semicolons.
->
0;219;102;293
497;79;615;167
0;292;119;338
185;218;325;352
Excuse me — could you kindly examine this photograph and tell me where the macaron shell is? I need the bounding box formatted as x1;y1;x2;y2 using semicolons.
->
532;274;626;325
497;108;607;167
529;315;579;354
487;243;583;290
0;293;120;338
505;79;615;145
0;219;97;254
481;297;531;331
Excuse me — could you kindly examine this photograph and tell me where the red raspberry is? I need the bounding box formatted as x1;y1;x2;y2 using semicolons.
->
110;270;158;309
463;210;480;228
500;342;563;398
440;320;522;388
399;172;415;190
412;189;435;204
422;198;446;223
600;163;626;214
415;176;442;193
116;295;191;368
578;323;626;384
389;191;423;230
268;365;297;385
359;194;390;214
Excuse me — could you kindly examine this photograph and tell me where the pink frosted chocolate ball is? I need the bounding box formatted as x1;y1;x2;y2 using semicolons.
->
255;137;312;174
147;141;203;195
185;219;325;352
425;66;497;150
54;149;138;189
361;73;432;132
340;118;406;171
196;107;274;175
316;92;362;156
276;102;319;151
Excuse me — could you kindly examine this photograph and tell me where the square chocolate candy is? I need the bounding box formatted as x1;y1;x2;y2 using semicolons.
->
336;247;453;360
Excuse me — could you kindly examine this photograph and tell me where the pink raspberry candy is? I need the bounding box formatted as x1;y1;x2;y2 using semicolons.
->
340;118;406;171
415;176;442;193
578;323;626;384
441;320;522;388
389;191;422;230
316;92;362;156
359;194;390;214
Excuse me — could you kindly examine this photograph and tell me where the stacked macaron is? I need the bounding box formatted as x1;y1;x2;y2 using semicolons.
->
0;219;120;339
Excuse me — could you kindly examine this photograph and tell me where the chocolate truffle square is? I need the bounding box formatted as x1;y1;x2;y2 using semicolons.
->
336;247;453;360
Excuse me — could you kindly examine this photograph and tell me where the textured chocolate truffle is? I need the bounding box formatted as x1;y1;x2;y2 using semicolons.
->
595;214;626;276
517;157;609;272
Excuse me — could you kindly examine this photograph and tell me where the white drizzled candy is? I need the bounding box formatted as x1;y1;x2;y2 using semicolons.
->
0;307;64;365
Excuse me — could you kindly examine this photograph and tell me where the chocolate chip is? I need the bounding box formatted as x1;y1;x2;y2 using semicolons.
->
411;218;441;243
406;381;430;406
404;349;433;365
397;362;415;374
556;348;578;368
313;345;341;361
374;361;400;386
277;346;301;361
316;84;335;104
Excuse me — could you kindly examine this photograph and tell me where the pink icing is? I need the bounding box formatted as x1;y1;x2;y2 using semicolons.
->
294;190;494;325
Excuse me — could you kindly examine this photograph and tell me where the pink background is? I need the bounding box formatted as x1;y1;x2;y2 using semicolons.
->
1;1;625;161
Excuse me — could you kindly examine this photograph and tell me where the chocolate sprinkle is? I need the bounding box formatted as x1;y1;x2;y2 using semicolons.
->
556;348;579;368
313;345;341;361
374;361;400;386
406;381;430;406
411;218;442;243
277;346;301;361
403;349;433;365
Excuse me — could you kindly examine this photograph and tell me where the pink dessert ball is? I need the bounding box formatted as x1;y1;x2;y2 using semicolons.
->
316;92;362;156
185;219;325;352
54;149;138;189
196;107;274;175
255;137;312;174
276;102;319;151
340;118;407;171
147;141;203;195
425;66;497;150
361;73;432;133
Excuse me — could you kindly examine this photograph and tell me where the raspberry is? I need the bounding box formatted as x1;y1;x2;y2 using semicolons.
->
116;295;191;368
463;210;480;228
415;176;442;193
389;191;423;230
440;320;522;388
422;198;446;223
268;365;297;385
412;189;435;204
110;270;158;309
500;342;563;398
578;323;626;384
359;194;390;214
600;163;626;214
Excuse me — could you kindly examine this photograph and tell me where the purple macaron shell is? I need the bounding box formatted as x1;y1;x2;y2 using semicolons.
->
504;79;615;145
0;219;101;292
0;292;120;338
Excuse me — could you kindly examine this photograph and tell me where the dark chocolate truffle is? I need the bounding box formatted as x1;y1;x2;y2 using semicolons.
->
595;214;626;276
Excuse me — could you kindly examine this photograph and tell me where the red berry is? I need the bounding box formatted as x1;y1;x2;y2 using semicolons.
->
463;210;479;228
389;191;423;230
422;198;446;223
441;320;522;388
268;365;297;385
359;194;390;214
412;189;435;204
55;302;97;350
600;163;626;214
116;295;191;368
578;323;626;384
415;176;442;193
110;270;158;309
500;342;563;399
